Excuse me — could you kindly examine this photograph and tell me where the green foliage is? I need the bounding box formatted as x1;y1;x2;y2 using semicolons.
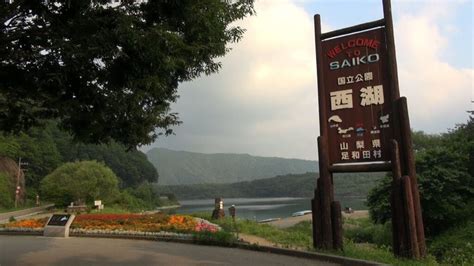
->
0;130;62;189
47;122;158;187
0;121;158;194
0;0;254;147
366;174;392;224
40;161;120;207
344;218;392;247
114;190;149;211
334;240;438;266
0;173;14;209
194;213;436;265
429;220;474;265
367;118;474;236
193;231;238;247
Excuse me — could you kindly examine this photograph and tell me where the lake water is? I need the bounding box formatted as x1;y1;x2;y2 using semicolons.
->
173;197;367;221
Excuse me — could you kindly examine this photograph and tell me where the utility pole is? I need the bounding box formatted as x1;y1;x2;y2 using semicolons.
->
14;157;28;208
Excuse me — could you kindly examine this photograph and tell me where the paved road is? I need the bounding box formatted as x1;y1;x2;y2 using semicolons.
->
0;236;339;266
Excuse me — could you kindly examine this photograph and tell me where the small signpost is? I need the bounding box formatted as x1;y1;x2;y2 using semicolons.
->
312;0;426;259
44;214;75;237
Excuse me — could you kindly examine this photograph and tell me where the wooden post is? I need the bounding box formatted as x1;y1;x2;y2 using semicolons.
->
331;201;343;250
314;13;337;249
398;97;426;257
401;176;420;259
390;140;407;256
312;177;323;248
317;137;333;248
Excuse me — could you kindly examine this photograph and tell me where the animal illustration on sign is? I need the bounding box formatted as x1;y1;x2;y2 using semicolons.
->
380;114;389;124
328;115;342;123
338;127;354;134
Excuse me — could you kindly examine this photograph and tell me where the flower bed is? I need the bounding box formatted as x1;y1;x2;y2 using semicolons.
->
1;217;48;229
71;213;201;233
0;214;220;235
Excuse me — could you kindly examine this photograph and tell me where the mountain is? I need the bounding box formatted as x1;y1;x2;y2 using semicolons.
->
146;148;318;185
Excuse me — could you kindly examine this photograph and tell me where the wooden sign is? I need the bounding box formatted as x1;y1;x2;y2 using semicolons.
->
321;28;392;164
312;0;426;258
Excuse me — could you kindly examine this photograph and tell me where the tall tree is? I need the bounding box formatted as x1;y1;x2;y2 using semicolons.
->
0;0;254;147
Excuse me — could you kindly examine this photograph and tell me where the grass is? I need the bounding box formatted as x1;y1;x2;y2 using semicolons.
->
429;220;474;265
192;212;440;266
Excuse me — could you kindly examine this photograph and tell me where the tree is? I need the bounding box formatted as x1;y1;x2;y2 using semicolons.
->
0;0;254;147
40;160;120;206
47;121;159;187
0;129;62;190
367;117;474;236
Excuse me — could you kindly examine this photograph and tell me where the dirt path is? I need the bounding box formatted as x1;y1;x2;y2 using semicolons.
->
238;233;276;247
267;210;369;229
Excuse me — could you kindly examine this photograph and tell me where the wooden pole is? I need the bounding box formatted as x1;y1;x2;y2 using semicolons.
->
401;175;420;258
314;15;328;138
398;97;426;257
317;137;333;248
314;14;335;250
312;175;323;248
382;0;400;100
390;140;408;256
331;201;343;250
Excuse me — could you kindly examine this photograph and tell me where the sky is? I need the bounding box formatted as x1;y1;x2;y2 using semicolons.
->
143;0;473;160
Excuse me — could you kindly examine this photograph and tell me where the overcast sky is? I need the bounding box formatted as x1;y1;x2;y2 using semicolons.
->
143;0;473;160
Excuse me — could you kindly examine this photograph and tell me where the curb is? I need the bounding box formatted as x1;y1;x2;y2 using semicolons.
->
0;231;385;265
236;243;386;266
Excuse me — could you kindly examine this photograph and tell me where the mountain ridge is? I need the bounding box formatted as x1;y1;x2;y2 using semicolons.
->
146;147;318;185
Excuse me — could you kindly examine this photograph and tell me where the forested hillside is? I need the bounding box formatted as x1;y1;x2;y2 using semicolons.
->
156;172;383;202
0;122;161;209
147;148;318;185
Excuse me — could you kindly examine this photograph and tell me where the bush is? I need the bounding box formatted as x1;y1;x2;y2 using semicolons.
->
366;118;474;236
40;161;120;207
429;220;474;265
345;218;392;247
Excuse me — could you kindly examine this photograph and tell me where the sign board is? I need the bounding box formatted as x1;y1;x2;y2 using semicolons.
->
321;28;392;164
44;214;75;237
94;200;102;206
47;214;72;226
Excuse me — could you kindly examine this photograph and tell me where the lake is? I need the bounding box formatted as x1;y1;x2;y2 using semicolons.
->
173;196;367;221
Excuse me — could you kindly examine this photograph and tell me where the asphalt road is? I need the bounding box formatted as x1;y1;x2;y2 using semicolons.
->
0;236;339;266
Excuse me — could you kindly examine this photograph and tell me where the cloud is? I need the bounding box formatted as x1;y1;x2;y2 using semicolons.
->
395;2;473;132
146;0;473;160
147;0;322;160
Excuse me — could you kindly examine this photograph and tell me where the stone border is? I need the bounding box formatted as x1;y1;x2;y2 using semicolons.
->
0;228;385;265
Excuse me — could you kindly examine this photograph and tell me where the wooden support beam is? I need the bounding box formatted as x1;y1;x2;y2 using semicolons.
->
331;201;343;250
401;176;420;259
318;137;333;249
390;140;404;256
321;19;385;40
329;162;391;173
397;97;426;257
312;180;323;248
